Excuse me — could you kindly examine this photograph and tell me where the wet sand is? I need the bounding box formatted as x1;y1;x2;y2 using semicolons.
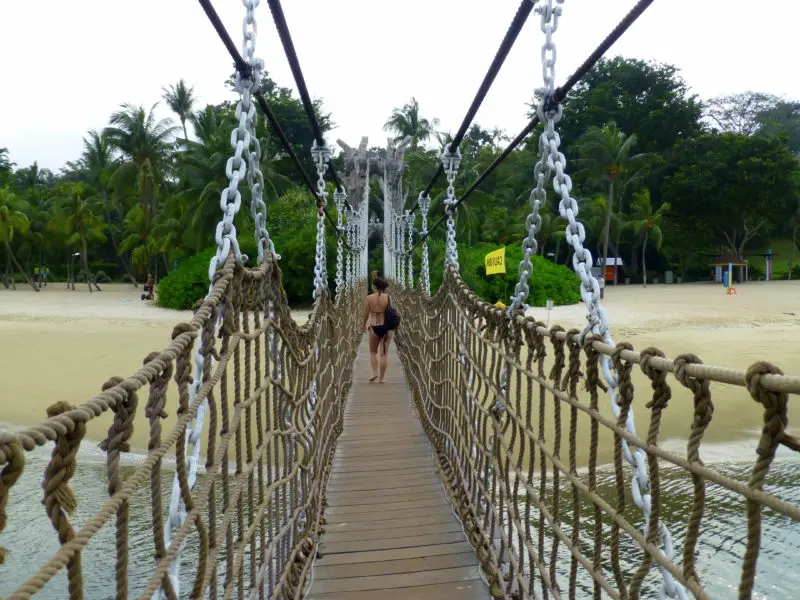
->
1;280;799;461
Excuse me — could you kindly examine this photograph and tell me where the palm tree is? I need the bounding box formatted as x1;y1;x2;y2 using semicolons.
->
384;98;439;151
628;189;669;287
536;211;567;260
104;103;178;253
55;183;107;292
0;187;38;291
75;130;138;284
0;148;13;185
163;79;197;143
576;121;648;290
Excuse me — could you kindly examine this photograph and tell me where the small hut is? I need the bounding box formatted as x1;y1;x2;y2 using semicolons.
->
709;255;748;285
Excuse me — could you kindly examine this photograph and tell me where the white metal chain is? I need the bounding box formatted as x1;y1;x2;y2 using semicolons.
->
418;192;432;295
406;209;414;289
544;1;686;597
441;147;462;273
344;207;353;291
334;189;346;301
155;2;265;598
311;141;331;298
508;0;561;314
395;212;405;287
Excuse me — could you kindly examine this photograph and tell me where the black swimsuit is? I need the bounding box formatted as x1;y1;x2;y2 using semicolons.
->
370;293;389;338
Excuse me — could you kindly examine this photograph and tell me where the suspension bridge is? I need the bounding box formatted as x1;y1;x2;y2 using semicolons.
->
2;0;800;599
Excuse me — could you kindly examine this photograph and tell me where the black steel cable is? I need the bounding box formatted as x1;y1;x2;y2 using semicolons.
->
409;0;658;252
265;0;349;204
409;0;537;213
196;0;349;246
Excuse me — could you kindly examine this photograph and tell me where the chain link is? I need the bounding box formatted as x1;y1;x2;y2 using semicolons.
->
406;209;414;289
395;213;404;287
156;2;266;597
441;147;462;273
539;1;686;597
334;189;346;301
508;0;562;315
418;192;432;296
311;141;331;298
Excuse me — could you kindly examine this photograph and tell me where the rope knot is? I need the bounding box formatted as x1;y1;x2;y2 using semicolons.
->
548;325;567;382
611;342;635;409
44;401;86;516
172;322;194;340
0;434;24;565
99;376;139;459
675;353;713;429
745;361;789;457
640;347;671;411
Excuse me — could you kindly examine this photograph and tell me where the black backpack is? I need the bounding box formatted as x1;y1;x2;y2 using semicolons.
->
384;296;401;331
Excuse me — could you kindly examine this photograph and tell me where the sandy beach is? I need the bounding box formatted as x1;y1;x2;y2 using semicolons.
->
1;279;799;462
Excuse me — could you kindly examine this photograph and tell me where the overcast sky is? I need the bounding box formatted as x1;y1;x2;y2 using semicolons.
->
1;0;798;172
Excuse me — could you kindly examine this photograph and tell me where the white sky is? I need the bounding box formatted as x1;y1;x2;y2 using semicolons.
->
1;0;798;172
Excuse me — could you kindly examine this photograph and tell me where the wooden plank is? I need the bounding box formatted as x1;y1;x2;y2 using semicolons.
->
308;340;487;599
325;497;448;517
321;532;467;554
323;513;455;533
308;566;481;594
322;522;464;544
326;478;442;493
316;542;475;566
312;552;478;580
321;505;454;524
305;580;489;600
326;487;443;506
328;468;435;484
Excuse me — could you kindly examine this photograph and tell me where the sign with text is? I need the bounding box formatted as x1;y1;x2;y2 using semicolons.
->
485;247;506;275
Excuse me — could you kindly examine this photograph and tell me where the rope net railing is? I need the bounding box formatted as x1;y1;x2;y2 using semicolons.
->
393;267;800;600
0;254;364;599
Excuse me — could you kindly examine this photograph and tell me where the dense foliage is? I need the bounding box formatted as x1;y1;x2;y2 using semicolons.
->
2;57;800;304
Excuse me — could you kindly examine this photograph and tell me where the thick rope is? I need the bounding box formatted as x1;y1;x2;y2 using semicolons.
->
99;375;139;600
1;259;364;600
43;400;87;600
390;267;799;600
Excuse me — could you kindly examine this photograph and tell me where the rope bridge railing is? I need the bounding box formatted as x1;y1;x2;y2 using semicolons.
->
0;254;365;599
393;267;800;600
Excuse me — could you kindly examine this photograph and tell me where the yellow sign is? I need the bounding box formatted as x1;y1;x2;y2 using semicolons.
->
485;247;506;275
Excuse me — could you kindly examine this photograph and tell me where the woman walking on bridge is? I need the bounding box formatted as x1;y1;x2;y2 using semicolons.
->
362;274;393;383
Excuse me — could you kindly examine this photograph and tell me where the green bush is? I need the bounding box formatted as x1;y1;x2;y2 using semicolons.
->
156;247;217;310
423;241;580;307
157;189;338;310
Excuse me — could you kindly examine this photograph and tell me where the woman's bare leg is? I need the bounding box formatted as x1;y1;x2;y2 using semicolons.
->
368;330;380;380
379;333;393;382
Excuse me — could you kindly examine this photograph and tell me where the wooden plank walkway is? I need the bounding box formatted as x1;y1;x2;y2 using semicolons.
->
306;340;489;599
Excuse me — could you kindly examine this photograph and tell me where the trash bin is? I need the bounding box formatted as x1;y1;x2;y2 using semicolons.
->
722;271;729;287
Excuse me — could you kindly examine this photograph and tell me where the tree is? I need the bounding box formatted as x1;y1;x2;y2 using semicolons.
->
55;183;107;292
662;133;800;257
628;189;669;286
162;79;197;142
0;148;13;185
72;130;137;284
705;92;779;135
384;98;439;151
756;101;800;155
0;187;38;291
576;121;649;288
540;56;703;156
104;103;178;245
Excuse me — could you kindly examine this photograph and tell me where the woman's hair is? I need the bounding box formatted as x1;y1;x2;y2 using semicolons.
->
372;277;388;292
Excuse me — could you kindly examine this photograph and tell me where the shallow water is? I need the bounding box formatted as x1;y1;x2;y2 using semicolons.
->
2;440;798;599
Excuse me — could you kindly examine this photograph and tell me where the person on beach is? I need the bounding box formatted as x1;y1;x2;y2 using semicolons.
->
141;274;154;301
362;274;393;383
